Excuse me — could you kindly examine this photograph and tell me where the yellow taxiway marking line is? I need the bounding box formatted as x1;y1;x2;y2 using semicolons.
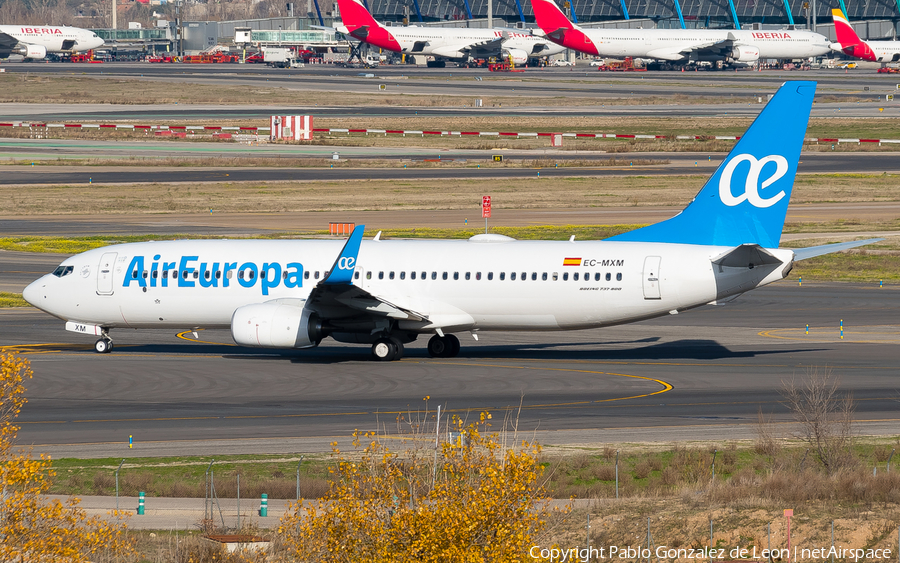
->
17;360;672;426
175;329;235;346
759;325;900;343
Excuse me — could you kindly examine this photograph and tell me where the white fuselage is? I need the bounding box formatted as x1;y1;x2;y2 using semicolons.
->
867;40;900;62
372;27;563;59
585;28;830;60
25;238;793;336
0;25;104;54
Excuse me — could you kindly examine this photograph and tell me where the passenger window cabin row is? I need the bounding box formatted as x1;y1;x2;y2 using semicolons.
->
131;268;624;283
363;270;623;282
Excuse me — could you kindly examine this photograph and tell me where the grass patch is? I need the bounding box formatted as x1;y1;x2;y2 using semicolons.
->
2;174;899;216
0;74;752;108
50;454;330;500
46;439;900;502
0;292;28;307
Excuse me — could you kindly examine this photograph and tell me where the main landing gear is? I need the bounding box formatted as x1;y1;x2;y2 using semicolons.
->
427;334;460;358
94;330;113;354
371;336;404;361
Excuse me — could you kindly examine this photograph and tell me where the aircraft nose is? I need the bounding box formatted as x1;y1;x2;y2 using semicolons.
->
22;278;45;308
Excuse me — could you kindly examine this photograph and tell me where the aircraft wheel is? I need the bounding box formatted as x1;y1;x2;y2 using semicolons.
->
428;334;460;358
446;334;460;357
427;335;448;357
94;338;112;354
371;338;397;361
389;337;404;360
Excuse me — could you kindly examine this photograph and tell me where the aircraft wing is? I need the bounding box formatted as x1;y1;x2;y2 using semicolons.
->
648;36;734;61
303;225;429;323
434;36;503;57
0;31;18;54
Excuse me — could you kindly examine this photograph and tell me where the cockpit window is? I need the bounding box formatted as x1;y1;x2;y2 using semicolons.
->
52;265;74;278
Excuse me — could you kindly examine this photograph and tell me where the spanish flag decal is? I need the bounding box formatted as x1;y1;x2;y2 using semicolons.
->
563;258;581;266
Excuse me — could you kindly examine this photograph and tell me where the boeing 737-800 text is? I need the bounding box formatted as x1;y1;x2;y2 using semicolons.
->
532;0;832;65
24;82;878;361
0;25;103;60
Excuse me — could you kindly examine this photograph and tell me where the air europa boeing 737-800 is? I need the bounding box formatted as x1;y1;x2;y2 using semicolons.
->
532;0;833;65
24;82;878;361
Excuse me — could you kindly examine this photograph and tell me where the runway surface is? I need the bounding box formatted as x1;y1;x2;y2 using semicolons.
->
3;280;898;458
1;64;899;120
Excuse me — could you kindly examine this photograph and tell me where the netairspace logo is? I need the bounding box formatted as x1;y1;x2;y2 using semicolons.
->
529;545;893;562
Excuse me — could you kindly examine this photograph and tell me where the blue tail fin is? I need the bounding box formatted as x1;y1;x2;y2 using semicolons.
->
608;81;816;248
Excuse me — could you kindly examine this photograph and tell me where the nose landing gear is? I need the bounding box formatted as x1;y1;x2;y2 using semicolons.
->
94;329;113;353
427;334;460;358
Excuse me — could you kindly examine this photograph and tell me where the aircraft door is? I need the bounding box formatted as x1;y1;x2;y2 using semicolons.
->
354;267;366;289
97;252;117;295
642;256;661;300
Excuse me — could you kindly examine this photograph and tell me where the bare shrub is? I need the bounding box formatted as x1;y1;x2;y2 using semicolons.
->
569;453;591;471
168;480;200;498
874;445;894;462
92;472;115;493
122;471;153;495
754;409;782;457
634;460;652;479
660;466;680;486
602;446;617;461
782;368;855;472
592;465;616;481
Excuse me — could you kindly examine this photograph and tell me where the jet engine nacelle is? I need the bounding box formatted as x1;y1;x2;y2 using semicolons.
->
731;45;760;62
20;44;47;59
231;303;323;348
502;48;529;65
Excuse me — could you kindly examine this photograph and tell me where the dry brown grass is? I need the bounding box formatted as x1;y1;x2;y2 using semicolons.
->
0;74;748;108
1;172;898;216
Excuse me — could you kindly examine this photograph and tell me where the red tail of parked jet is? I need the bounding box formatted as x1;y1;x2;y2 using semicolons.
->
336;0;402;52
531;0;600;55
831;9;876;61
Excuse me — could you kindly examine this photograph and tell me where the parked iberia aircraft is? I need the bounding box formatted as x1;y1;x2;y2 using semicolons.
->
532;0;833;65
333;0;564;66
0;25;104;60
25;81;878;361
832;9;900;63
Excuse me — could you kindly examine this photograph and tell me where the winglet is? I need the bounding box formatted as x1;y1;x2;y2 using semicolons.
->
323;225;365;285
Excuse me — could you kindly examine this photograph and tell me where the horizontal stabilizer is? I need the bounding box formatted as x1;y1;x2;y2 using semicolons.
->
711;244;783;267
792;238;883;261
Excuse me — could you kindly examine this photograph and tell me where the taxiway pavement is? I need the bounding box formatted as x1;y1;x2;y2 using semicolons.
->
3;282;898;459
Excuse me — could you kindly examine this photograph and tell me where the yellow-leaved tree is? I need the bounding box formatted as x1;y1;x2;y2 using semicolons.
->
0;351;135;562
277;410;559;562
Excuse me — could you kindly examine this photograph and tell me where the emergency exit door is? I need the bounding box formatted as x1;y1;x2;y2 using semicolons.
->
97;252;117;295
642;256;661;300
